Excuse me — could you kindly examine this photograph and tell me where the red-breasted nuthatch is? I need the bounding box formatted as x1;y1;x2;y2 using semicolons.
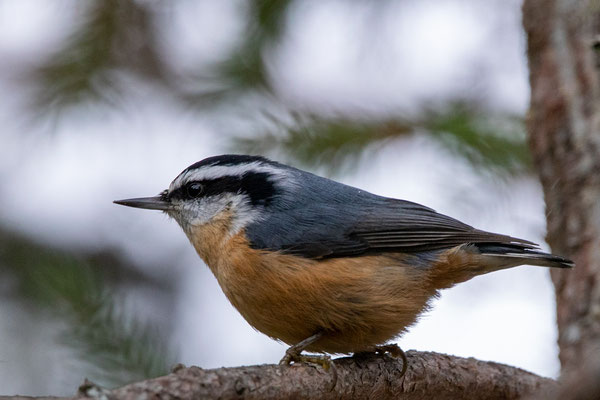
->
115;154;573;369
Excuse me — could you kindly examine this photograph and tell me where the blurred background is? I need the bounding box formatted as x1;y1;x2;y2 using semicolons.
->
0;0;556;396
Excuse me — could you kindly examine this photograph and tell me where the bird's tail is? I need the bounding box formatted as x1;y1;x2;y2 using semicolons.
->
475;243;574;269
427;242;573;289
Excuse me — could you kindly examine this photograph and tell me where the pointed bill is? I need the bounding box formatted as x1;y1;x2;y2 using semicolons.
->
113;196;173;211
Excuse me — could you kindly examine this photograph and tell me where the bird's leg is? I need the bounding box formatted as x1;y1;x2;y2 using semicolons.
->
279;331;333;370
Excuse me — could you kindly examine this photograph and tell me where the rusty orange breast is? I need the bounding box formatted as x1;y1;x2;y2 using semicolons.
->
186;213;436;353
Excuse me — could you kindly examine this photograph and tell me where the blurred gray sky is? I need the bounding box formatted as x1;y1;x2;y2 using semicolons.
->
0;0;557;396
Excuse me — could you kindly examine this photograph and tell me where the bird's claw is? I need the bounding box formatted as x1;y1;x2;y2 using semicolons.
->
280;351;338;389
351;344;409;378
373;344;408;377
374;344;401;357
279;351;333;370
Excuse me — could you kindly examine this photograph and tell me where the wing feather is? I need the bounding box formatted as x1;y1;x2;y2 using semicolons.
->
277;199;539;258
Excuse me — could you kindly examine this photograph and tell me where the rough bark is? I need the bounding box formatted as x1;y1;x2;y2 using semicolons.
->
0;352;556;399
0;352;550;400
523;0;600;380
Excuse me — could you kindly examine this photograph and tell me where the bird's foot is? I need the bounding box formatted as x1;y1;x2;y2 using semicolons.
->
279;331;333;370
279;350;334;371
355;344;408;378
376;344;408;377
280;350;338;389
374;344;403;357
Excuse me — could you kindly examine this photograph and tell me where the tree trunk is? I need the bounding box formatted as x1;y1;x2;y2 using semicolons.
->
523;0;600;387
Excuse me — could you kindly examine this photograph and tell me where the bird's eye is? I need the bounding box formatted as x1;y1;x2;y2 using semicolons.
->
185;182;204;198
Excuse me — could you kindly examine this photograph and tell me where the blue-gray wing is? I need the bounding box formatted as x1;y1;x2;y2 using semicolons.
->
243;168;537;259
247;195;537;259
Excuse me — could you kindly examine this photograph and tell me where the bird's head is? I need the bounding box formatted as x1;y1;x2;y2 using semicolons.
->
114;155;297;237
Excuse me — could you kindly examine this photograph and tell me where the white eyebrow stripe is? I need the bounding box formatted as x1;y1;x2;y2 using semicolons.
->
169;162;291;192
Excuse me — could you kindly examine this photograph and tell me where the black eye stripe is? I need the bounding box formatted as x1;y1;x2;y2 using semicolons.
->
170;172;278;205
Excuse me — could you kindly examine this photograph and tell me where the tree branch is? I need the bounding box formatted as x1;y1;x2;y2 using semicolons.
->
64;351;555;400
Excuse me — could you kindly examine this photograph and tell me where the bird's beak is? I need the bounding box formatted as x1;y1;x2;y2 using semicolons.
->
113;196;173;211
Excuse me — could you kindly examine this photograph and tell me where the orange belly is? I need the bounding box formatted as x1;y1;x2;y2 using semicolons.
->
187;220;437;354
222;251;435;353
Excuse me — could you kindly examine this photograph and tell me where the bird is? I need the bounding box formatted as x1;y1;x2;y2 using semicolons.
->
114;154;573;371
